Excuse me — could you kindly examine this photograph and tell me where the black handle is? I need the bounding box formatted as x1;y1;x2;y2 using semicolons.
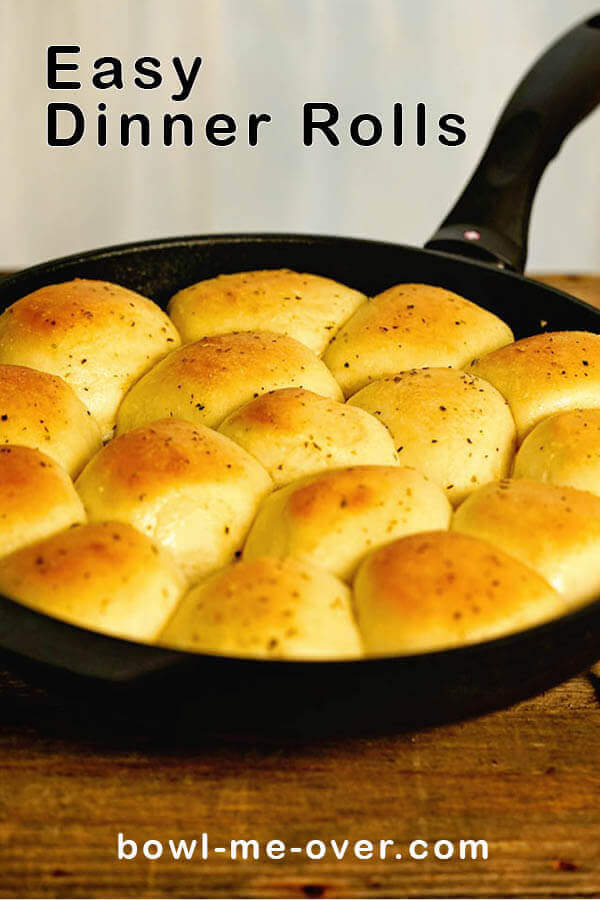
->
426;13;600;272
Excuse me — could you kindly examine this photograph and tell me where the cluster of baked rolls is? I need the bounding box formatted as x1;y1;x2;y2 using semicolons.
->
0;271;599;659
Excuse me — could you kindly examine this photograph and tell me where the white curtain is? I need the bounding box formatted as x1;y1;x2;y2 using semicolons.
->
1;0;599;271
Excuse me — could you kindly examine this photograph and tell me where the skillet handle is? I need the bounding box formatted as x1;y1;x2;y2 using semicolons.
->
426;13;600;272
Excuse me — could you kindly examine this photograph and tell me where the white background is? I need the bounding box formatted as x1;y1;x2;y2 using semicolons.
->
1;0;599;271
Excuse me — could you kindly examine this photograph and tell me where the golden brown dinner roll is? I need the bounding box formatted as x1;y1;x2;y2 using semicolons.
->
452;478;600;604
0;364;101;476
160;556;362;659
219;387;398;486
116;331;343;433
0;279;181;438
323;283;513;396
513;409;600;496
168;269;366;354
0;445;86;558
470;331;600;440
354;531;565;655
243;465;451;580
76;418;272;584
349;368;516;505
0;522;184;642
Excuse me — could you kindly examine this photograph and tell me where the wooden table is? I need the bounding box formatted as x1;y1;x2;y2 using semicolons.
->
0;273;599;899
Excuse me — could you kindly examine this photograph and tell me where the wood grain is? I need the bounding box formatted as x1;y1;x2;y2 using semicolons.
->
0;272;598;899
532;273;600;310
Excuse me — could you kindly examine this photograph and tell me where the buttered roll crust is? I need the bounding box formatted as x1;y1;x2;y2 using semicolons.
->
116;331;343;434
160;555;363;660
349;368;517;505
168;269;366;354
76;418;272;584
470;331;600;440
0;445;86;558
243;465;451;580
0;522;184;642
0;364;101;476
354;530;565;655
452;478;600;604
323;283;513;396
0;279;181;438
219;387;398;486
513;408;600;496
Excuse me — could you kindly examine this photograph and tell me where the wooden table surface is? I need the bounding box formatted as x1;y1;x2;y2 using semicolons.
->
0;273;599;900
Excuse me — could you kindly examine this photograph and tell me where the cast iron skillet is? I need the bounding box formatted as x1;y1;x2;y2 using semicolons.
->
0;15;600;738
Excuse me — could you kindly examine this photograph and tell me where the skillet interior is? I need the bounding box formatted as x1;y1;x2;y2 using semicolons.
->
0;233;599;738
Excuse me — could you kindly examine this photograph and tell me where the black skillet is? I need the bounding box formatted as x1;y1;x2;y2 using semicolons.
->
0;15;600;738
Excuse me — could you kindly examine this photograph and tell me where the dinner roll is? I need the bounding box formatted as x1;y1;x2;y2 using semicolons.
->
470;331;600;440
76;418;272;584
0;445;86;558
452;478;600;604
243;466;451;580
0;279;181;438
514;409;600;496
323;283;513;396
160;556;362;659
0;522;184;642
219;387;398;486
349;368;516;505
354;531;565;655
168;269;366;354
0;364;101;476
116;331;342;433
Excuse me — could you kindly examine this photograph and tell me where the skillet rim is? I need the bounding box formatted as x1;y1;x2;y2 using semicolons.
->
0;588;599;678
2;230;600;319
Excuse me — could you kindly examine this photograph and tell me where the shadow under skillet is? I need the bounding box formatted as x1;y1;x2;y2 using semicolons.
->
0;601;598;753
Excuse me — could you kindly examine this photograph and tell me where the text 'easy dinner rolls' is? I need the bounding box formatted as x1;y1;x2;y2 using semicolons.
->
470;331;600;441
243;465;452;581
514;408;600;496
0;279;181;438
160;556;362;660
349;368;516;505
219;387;398;486
0;364;101;476
323;283;513;396
354;531;565;655
116;331;343;434
0;445;86;558
168;269;366;354
76;418;272;585
0;522;184;642
452;478;600;605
